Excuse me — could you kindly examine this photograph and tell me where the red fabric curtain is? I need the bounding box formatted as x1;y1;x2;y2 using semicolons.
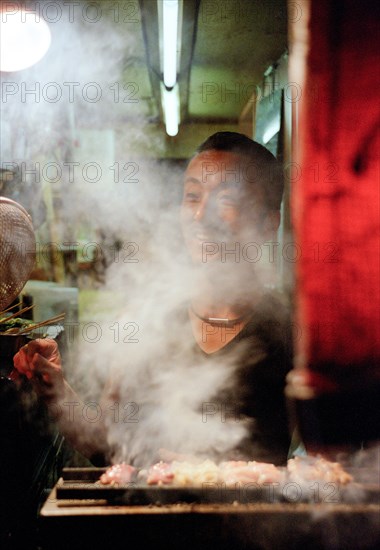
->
292;0;380;386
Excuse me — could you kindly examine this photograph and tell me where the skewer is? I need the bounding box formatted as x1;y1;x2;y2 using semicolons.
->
0;301;23;316
0;304;35;323
16;313;66;335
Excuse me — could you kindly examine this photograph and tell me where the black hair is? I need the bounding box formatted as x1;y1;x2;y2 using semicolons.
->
195;131;284;211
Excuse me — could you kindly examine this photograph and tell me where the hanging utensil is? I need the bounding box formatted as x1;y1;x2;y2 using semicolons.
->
0;197;36;311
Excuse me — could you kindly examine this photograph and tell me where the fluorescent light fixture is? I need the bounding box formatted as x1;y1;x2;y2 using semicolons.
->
162;0;180;88
0;6;51;72
263;118;281;144
161;84;180;136
158;1;182;135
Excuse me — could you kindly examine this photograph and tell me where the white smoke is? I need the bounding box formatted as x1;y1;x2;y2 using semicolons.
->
2;1;287;468
68;185;276;466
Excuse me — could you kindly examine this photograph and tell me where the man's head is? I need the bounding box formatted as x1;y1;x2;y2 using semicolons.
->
180;132;284;263
195;131;284;211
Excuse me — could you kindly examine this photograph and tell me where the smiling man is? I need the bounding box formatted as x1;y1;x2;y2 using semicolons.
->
176;132;295;464
13;132;295;467
181;132;286;354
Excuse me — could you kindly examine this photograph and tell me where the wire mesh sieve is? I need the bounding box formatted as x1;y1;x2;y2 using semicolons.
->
0;197;36;311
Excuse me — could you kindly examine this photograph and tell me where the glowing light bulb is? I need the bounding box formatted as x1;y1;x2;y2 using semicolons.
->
0;6;51;72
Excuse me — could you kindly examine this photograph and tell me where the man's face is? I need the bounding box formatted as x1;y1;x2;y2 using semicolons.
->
180;150;272;264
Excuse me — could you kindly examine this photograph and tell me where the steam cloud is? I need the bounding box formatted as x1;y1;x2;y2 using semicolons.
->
69;174;280;466
3;5;378;500
0;1;283;466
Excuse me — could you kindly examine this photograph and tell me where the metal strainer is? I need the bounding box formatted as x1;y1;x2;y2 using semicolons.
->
0;197;36;311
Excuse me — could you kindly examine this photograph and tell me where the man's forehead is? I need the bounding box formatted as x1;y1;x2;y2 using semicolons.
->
183;177;239;191
187;149;247;169
184;150;260;190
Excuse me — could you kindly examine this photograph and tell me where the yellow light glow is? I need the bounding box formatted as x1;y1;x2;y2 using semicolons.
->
0;6;51;72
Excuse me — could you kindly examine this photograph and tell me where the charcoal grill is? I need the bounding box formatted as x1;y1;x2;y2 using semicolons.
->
39;466;380;550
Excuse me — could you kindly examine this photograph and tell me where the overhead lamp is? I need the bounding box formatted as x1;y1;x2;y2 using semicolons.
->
161;83;180;137
158;1;182;136
0;5;51;72
162;0;181;89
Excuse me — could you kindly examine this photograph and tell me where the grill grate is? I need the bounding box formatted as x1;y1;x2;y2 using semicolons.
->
55;467;380;506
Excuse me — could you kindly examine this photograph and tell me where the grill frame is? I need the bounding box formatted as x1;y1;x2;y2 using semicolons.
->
54;467;380;506
39;474;380;550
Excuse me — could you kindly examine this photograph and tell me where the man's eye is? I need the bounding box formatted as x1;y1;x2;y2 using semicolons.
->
184;193;200;202
218;194;238;206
